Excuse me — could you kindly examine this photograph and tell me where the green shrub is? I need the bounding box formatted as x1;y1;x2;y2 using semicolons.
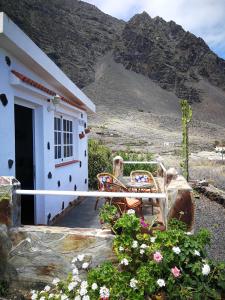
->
88;139;112;189
115;150;156;175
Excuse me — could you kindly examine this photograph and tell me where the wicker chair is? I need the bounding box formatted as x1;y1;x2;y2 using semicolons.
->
96;173;142;215
130;170;159;215
107;182;142;215
130;170;158;193
95;173;127;210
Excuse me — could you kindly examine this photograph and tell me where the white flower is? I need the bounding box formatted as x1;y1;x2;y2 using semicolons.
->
82;262;89;269
52;278;60;285
39;297;45;300
194;250;200;256
157;279;166;287
172;246;181;254
44;285;51;292
74;296;81;300
81;281;88;289
202;264;210;275
61;295;68;300
150;237;156;243
185;232;193;235
77;254;85;261
119;246;124;251
127;209;135;215
130;278;138;289
140;243;147;249
79;288;87;296
31;294;38;300
140;249;145;255
121;258;129;265
49;294;54;299
82;296;90;300
68;281;77;291
72;257;78;263
92;283;98;290
100;286;110;298
73;275;81;282
132;240;138;248
31;290;36;294
73;267;79;275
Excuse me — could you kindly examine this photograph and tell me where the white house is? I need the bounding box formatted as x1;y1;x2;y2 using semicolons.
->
0;13;95;225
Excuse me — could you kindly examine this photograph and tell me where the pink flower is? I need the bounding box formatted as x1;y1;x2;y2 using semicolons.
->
140;218;149;228
171;266;181;278
153;251;163;262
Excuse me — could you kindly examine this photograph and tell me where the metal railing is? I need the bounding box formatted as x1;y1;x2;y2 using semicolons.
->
16;189;166;199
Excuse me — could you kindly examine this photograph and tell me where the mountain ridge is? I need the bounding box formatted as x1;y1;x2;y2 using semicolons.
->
0;0;224;103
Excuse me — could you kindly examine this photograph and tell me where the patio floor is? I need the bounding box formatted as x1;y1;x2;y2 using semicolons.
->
53;196;156;228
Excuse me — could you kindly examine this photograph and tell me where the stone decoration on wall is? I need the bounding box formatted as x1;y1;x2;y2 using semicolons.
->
5;56;11;66
0;93;8;106
8;159;14;169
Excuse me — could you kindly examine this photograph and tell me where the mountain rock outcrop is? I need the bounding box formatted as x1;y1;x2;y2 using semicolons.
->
114;12;225;102
0;0;124;88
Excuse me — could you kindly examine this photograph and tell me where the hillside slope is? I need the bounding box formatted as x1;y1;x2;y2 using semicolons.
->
84;54;225;154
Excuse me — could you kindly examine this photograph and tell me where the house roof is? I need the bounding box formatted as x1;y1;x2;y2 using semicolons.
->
0;12;95;113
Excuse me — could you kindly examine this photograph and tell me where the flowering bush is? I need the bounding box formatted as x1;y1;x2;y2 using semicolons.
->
99;203;119;228
31;212;225;300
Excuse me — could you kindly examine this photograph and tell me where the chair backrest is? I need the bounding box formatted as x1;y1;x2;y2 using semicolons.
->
130;170;153;183
130;170;158;192
97;173;127;191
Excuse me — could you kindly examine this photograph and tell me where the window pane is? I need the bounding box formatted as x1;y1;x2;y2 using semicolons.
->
54;146;57;159
58;132;61;144
58;147;61;158
58;118;61;130
54;132;57;144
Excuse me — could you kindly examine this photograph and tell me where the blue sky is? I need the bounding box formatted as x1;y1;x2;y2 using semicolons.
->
84;0;225;59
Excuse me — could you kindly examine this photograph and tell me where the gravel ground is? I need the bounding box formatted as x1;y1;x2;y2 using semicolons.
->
194;195;225;262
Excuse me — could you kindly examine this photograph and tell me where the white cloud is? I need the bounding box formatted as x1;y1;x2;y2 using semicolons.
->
84;0;225;58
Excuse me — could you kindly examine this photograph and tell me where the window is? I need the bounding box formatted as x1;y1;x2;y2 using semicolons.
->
54;117;73;161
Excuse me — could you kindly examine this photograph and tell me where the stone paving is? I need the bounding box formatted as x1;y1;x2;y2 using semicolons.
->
53;197;155;228
53;197;104;228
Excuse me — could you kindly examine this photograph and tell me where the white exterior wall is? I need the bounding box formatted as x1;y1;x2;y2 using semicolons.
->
0;47;89;224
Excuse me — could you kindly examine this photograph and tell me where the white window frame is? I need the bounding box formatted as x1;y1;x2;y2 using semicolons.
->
54;115;74;163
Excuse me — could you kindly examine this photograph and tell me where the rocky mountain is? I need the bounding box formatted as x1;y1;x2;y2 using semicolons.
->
114;12;225;102
1;0;225;103
1;0;225;155
0;0;124;88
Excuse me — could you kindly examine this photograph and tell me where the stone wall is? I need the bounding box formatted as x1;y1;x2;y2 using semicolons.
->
0;225;115;291
194;183;225;208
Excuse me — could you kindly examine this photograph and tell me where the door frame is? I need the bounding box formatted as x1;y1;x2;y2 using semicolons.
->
14;97;44;224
